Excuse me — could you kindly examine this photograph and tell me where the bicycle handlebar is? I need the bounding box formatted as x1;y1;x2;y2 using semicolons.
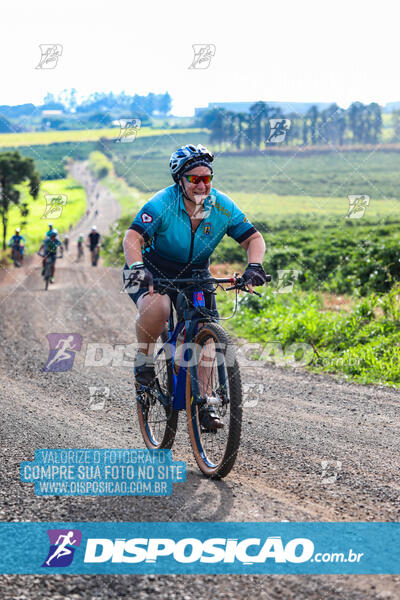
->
38;252;63;259
153;276;236;285
147;274;272;297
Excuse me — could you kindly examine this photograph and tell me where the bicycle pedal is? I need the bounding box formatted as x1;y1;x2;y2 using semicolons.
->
200;425;219;434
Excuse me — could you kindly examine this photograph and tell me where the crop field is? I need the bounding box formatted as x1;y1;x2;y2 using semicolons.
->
0;132;210;180
6;132;400;201
229;191;400;222
212;152;400;199
0;127;202;148
111;148;400;199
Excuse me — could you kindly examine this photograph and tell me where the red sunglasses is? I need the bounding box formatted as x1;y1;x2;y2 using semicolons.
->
183;174;213;185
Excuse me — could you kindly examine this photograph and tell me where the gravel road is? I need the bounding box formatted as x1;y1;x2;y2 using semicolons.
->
0;164;399;599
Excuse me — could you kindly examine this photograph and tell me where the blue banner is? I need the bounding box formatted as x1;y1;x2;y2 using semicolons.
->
0;522;399;574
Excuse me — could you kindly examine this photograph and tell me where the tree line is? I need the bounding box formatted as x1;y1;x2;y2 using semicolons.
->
198;101;384;149
0;91;173;133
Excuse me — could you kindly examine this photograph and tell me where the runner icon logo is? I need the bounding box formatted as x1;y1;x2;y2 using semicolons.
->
188;44;216;69
41;194;67;220
267;119;291;143
88;387;110;410
42;529;82;567
42;333;83;372
36;44;63;69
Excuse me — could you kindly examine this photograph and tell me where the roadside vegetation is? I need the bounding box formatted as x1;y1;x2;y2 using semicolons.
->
217;284;400;388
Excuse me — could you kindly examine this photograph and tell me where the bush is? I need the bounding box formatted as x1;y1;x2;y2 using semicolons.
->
88;151;113;180
217;283;400;387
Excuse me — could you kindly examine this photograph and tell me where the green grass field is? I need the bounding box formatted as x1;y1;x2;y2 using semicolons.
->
229;191;400;222
3;178;86;253
0;128;202;148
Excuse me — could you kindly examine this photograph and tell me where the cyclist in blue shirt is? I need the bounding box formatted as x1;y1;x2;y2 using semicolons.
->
8;228;26;265
123;144;268;428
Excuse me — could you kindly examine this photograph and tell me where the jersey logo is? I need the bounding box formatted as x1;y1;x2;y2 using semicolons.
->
141;213;153;223
214;201;231;218
203;223;211;236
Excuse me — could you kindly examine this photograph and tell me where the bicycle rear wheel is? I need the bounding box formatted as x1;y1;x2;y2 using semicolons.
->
137;329;178;449
186;322;242;479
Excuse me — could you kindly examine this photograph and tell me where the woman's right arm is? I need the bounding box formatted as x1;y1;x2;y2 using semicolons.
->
123;229;145;267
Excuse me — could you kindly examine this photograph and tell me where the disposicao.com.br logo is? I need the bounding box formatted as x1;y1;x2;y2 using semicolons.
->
82;536;362;565
0;522;385;574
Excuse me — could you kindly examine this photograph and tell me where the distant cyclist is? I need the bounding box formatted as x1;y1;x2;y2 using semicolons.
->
77;235;84;261
46;223;54;237
39;230;63;283
8;228;26;266
63;234;69;252
88;225;101;266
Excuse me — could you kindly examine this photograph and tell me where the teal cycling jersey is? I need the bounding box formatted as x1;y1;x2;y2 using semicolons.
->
9;235;25;247
43;237;62;255
129;184;256;267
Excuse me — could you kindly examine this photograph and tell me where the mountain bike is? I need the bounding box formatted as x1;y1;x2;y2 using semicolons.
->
130;272;270;479
91;245;100;266
39;252;63;290
77;244;84;262
11;245;23;268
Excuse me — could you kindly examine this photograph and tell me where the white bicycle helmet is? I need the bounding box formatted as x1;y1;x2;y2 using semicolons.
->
169;144;214;183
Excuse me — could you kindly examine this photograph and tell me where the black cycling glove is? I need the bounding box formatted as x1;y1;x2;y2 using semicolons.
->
125;263;154;290
242;263;268;286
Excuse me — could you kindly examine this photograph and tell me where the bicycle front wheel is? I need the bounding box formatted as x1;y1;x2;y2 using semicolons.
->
186;323;242;479
44;260;52;290
137;329;178;449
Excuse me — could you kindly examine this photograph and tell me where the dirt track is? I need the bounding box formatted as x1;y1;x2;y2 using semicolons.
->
0;164;399;599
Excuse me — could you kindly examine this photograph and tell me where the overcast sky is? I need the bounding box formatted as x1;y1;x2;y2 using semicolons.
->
2;0;398;115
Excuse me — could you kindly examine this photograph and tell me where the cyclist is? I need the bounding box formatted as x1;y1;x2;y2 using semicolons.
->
46;223;54;237
123;144;268;430
39;230;63;283
87;225;101;265
63;234;69;252
77;235;84;261
8;228;26;266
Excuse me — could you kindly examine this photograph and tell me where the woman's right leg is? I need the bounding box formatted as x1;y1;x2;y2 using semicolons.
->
136;292;171;355
133;292;171;384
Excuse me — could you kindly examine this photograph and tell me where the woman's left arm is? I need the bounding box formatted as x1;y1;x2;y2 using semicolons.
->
240;232;266;263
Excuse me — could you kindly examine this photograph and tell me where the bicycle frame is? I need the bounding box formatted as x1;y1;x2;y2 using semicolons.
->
152;278;226;412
